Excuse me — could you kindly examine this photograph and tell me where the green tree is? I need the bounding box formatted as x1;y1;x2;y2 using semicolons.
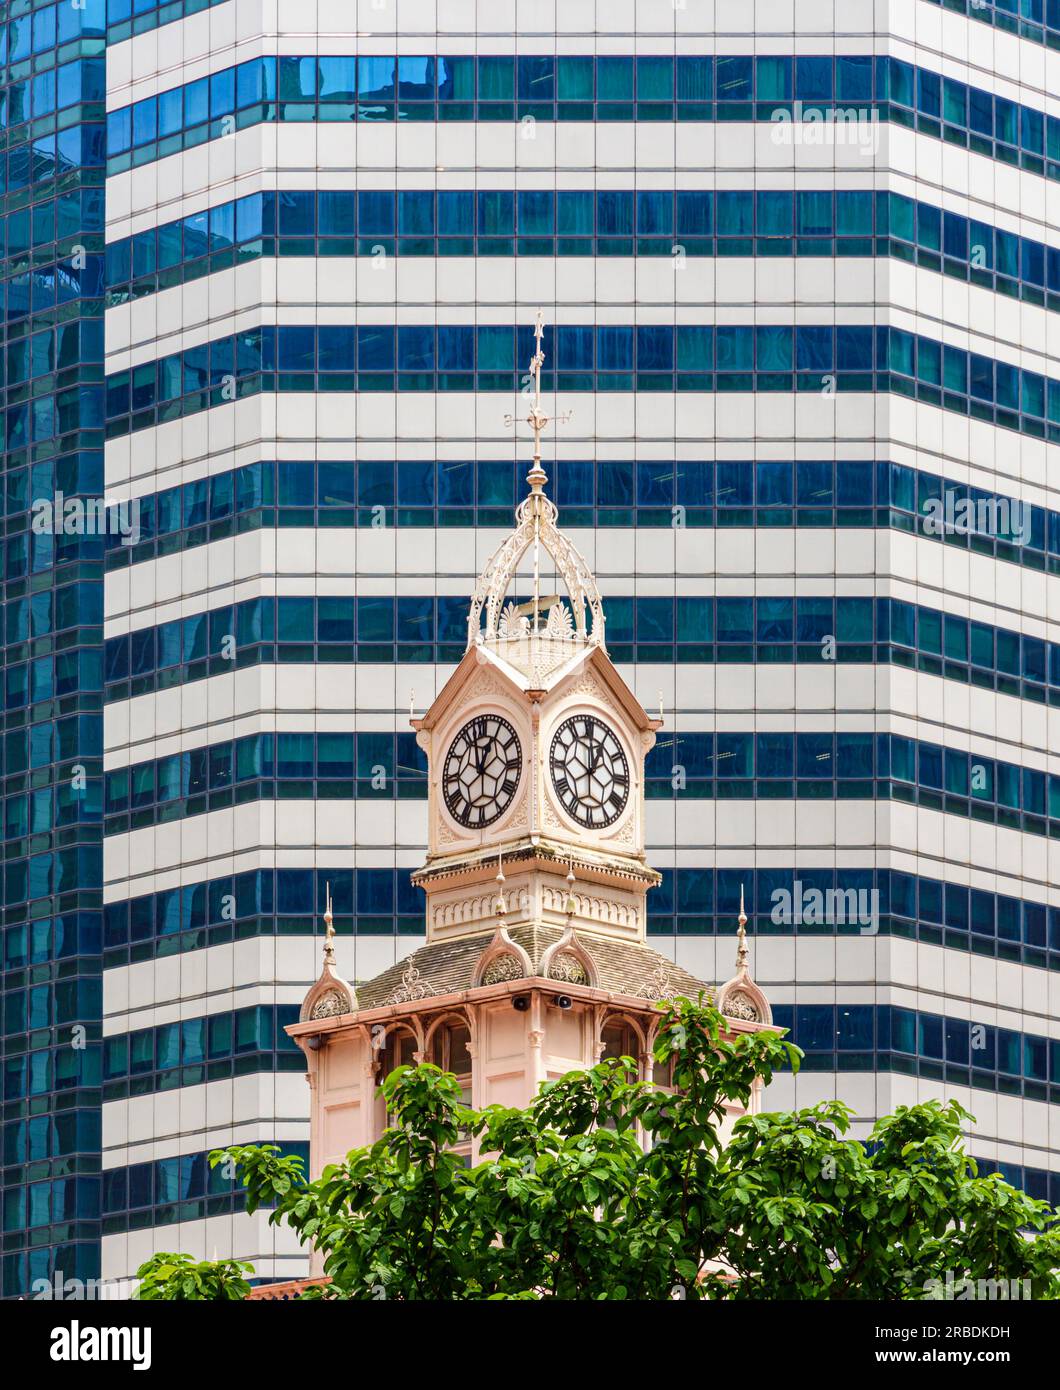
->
133;1251;253;1300
134;998;1060;1300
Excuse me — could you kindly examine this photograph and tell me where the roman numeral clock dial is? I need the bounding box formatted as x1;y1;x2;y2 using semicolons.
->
442;715;522;829
550;715;630;829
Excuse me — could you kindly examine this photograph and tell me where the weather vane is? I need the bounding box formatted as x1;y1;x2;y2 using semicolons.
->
504;310;572;495
503;312;573;635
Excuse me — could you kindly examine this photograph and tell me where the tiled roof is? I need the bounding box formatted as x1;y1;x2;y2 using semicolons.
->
355;924;710;1009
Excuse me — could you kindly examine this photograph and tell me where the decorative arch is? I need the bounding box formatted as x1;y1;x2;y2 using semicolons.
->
466;491;606;650
642;1006;691;1058
598;1010;657;1085
473;925;533;988
599;1010;649;1053
539;925;597;988
371;1016;426;1055
423;1008;476;1053
300;972;355;1024
717;977;772;1026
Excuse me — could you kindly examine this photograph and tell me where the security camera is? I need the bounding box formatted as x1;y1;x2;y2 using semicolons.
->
555;996;573;1010
513;996;530;1012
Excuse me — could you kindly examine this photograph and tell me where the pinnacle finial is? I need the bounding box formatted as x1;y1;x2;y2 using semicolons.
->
323;881;335;966
736;884;749;973
564;862;578;919
494;851;507;918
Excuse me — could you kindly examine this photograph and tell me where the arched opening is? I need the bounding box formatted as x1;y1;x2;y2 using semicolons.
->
600;1018;642;1078
429;1018;472;1106
378;1027;419;1127
651;1048;676;1090
427;1016;473;1162
381;1027;418;1076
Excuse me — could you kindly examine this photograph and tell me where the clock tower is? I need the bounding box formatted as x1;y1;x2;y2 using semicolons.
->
287;319;773;1196
409;311;660;951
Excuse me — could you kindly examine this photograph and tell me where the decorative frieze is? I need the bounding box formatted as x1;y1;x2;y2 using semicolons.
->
540;885;639;931
432;886;531;933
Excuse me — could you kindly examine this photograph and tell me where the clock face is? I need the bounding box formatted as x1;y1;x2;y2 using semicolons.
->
550;715;630;829
442;715;522;829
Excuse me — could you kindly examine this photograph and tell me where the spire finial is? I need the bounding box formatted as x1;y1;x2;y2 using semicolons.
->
323;881;335;965
736;883;749;972
503;312;572;500
500;312;572;638
526;310;548;493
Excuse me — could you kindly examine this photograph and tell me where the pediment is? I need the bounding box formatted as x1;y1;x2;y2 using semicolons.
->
300;963;356;1023
544;646;660;739
413;646;533;739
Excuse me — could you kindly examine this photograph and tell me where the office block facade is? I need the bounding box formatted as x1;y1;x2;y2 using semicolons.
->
5;0;1060;1294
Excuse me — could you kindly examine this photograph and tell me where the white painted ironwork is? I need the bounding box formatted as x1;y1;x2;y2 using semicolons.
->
466;314;606;681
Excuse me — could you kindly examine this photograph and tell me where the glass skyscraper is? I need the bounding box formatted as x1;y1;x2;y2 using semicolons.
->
4;0;1060;1294
1;0;106;1298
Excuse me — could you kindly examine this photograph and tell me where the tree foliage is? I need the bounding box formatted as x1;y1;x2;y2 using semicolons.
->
133;1251;253;1300
135;998;1060;1299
